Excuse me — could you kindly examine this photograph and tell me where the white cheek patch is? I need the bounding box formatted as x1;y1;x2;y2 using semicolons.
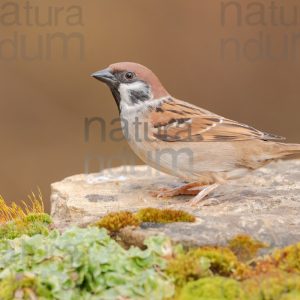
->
118;81;153;109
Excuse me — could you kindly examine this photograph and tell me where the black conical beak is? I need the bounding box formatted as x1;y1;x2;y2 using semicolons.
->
91;68;117;87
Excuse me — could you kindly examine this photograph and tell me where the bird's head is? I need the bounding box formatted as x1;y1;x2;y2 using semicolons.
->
91;62;169;112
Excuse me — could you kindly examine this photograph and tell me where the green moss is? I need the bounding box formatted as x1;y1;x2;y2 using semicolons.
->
23;213;52;224
228;235;268;262
242;272;300;300
192;246;253;280
95;211;140;232
135;207;195;223
94;208;195;233
178;277;246;300
193;247;241;277
0;277;16;300
166;246;251;289
166;251;211;288
0;213;51;240
272;242;300;273
0;273;41;300
279;292;300;300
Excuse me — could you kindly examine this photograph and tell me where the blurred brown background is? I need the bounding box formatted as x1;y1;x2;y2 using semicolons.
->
1;0;300;212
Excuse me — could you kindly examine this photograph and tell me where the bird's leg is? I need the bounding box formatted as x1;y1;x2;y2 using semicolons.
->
150;181;204;198
186;183;220;206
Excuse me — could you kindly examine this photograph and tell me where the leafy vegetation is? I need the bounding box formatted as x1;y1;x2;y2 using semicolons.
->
0;213;51;240
0;228;174;300
1;195;300;300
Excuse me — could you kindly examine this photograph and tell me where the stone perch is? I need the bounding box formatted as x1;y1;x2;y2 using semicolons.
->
51;160;300;249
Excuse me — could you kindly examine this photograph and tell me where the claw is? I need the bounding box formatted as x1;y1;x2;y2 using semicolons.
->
186;183;219;206
150;182;206;199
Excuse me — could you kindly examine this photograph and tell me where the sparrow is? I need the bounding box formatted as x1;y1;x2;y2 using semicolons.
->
92;62;300;205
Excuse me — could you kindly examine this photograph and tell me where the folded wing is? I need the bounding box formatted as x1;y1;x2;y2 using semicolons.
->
150;98;284;142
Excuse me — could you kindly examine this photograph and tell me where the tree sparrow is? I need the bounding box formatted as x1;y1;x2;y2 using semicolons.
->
92;62;300;205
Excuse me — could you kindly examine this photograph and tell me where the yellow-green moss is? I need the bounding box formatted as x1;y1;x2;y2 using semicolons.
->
0;213;51;240
242;272;300;300
280;292;300;300
228;235;268;262
0;273;40;300
166;246;252;289
193;247;240;277
166;251;211;288
0;277;15;300
95;211;140;232
135;207;195;223
272;242;300;273
23;213;52;224
178;276;246;300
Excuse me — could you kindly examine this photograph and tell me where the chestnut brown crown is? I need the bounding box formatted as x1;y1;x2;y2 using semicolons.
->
109;62;169;99
92;62;169;99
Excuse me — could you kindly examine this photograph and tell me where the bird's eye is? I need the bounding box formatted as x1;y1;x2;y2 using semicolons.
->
125;72;135;80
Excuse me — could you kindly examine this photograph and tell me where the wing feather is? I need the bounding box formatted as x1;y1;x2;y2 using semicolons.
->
150;98;285;142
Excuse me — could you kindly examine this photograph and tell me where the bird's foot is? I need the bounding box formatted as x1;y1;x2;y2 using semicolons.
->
150;182;202;198
186;183;219;207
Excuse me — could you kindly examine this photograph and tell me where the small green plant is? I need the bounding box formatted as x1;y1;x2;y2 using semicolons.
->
136;207;195;223
23;212;51;224
0;213;52;240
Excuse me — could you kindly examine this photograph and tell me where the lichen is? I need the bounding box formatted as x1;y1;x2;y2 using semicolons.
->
178;276;246;300
228;235;268;262
135;207;195;223
95;211;140;232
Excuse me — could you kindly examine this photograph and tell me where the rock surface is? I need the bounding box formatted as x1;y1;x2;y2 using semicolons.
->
51;160;300;249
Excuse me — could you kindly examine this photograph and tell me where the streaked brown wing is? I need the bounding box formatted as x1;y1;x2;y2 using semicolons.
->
150;99;285;142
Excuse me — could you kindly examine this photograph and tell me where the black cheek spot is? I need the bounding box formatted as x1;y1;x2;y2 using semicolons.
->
129;86;151;104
